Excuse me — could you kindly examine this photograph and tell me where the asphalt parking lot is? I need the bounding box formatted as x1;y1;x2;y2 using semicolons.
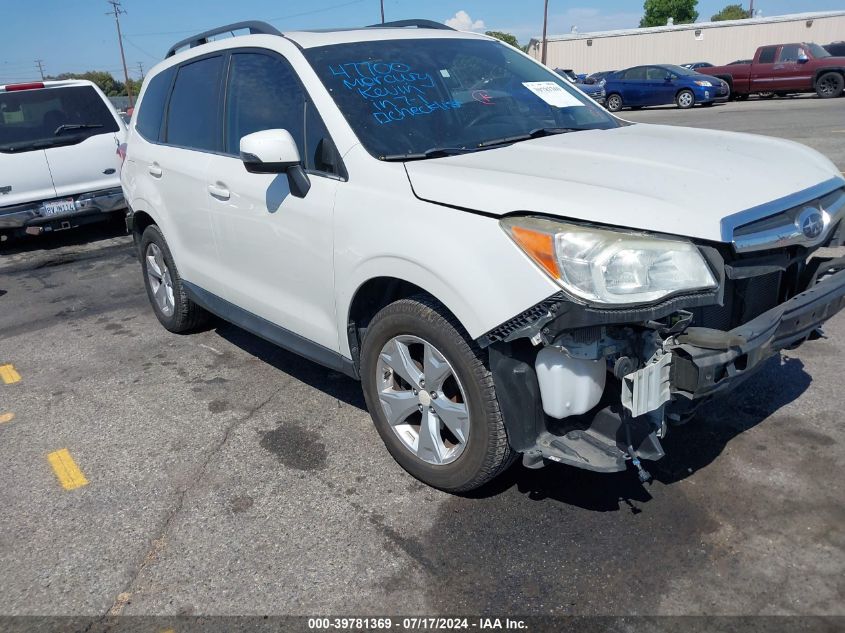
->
1;97;844;621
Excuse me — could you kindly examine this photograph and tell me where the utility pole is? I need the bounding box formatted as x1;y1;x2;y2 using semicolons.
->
106;0;133;107
749;0;754;18
136;61;144;81
380;0;384;24
541;0;549;65
35;59;45;80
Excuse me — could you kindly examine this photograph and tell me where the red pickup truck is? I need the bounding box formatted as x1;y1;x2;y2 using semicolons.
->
700;42;845;99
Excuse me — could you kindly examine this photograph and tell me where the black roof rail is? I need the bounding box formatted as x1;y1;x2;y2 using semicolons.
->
367;19;454;31
166;21;281;58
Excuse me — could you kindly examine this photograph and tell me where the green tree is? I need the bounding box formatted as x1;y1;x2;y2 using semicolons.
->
711;4;751;21
485;31;520;48
639;0;699;27
46;71;125;96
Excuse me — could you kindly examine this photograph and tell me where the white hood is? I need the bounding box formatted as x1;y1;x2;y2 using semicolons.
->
404;123;844;242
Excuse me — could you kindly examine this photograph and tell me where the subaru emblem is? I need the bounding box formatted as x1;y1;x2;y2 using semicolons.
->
797;207;825;240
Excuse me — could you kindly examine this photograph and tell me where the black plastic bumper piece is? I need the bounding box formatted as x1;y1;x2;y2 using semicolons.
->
672;267;845;399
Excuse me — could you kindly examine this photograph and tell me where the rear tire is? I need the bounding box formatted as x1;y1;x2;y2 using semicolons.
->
606;93;623;112
139;225;209;333
816;72;844;99
360;295;515;492
676;89;695;109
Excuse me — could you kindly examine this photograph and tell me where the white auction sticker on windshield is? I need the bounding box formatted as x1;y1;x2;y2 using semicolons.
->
522;82;584;107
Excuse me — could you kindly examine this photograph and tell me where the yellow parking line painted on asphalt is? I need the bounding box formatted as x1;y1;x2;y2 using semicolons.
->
0;412;14;424
0;364;21;384
47;449;89;491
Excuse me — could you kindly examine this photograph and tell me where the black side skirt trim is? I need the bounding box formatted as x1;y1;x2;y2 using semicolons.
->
182;281;358;379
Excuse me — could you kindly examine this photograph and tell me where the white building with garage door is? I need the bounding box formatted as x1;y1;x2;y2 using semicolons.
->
527;10;845;74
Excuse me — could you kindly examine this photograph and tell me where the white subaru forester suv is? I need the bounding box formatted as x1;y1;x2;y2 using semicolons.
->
122;20;845;491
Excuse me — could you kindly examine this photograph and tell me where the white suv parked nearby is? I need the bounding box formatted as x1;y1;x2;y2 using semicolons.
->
0;80;126;241
122;20;845;491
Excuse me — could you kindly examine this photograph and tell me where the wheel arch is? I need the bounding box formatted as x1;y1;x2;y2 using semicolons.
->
813;66;845;85
345;273;471;373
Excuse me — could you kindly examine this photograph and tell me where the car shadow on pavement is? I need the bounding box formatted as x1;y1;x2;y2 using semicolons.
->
213;321;367;410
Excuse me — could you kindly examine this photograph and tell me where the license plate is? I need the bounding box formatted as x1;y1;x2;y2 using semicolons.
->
42;198;77;217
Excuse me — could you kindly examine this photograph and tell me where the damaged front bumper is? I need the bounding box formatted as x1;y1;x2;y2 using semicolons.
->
490;261;845;476
669;264;845;400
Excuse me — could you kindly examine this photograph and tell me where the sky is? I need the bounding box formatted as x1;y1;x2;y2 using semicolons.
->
2;0;843;83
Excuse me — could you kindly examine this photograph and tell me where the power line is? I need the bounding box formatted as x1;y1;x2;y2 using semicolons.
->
106;0;134;107
35;59;45;80
121;35;159;61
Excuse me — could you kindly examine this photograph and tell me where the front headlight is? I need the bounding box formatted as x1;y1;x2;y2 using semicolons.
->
501;217;717;305
694;80;713;87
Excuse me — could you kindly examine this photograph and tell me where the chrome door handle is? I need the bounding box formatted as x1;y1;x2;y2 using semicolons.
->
148;164;162;178
207;184;230;200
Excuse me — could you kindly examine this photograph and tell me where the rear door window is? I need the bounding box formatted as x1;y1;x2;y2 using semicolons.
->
0;85;119;153
626;67;647;81
165;55;224;152
758;46;778;63
136;66;175;142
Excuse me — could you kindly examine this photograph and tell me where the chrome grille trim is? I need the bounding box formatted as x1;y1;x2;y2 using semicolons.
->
721;178;845;253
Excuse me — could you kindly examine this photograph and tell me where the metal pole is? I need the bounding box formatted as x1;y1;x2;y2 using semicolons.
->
380;0;384;24
35;59;45;80
136;61;144;81
749;0;754;18
107;0;133;107
541;0;549;65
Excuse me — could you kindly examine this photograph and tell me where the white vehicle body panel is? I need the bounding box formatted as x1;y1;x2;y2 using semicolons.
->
205;153;341;352
46;132;123;198
405;123;843;242
0;150;56;206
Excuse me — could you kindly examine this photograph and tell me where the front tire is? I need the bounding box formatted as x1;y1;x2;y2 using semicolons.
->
676;89;695;109
816;72;844;99
360;296;514;492
139;225;209;333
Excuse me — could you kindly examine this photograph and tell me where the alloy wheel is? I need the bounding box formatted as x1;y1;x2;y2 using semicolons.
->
376;335;470;465
145;243;175;317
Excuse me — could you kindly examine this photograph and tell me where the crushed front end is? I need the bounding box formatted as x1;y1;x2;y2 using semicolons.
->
484;183;845;478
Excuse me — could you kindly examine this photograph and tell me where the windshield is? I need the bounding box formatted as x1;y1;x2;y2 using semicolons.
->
0;85;119;153
304;38;619;159
664;65;699;76
806;43;830;58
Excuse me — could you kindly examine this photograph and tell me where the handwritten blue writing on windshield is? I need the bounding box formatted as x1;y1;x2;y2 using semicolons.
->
329;61;461;125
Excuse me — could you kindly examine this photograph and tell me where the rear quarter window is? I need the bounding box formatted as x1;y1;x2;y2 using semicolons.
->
136;66;175;142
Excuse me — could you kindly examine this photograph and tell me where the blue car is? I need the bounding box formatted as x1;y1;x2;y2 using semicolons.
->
604;64;729;112
554;68;606;106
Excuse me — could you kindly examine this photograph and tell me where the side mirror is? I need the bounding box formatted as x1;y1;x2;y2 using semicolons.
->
797;54;809;63
664;76;673;82
240;129;311;198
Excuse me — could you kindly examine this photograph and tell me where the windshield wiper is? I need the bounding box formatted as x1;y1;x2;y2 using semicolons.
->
477;127;582;148
54;123;103;136
379;127;587;161
380;146;478;162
